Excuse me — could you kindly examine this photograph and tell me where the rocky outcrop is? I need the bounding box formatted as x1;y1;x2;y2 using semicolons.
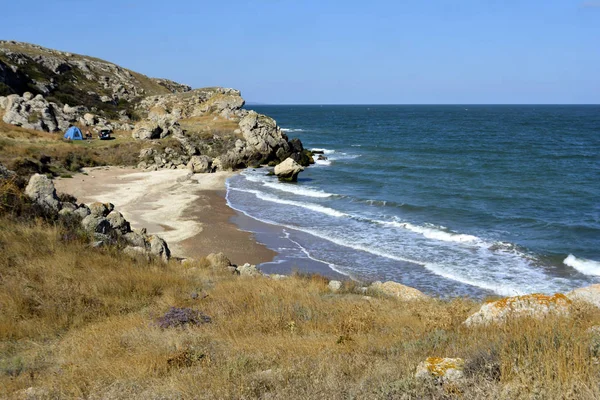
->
240;111;291;162
136;87;246;120
415;357;465;384
0;40;183;103
24;174;171;261
274;157;304;182
369;281;430;301
464;293;572;327
0;92;125;133
328;280;343;292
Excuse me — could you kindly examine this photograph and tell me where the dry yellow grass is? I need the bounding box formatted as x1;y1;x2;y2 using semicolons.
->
0;120;143;177
1;206;600;399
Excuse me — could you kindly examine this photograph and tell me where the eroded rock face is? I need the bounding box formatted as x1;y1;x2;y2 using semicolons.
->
369;281;429;301
25;173;61;210
274;157;304;182
1;93;65;132
464;293;572;327
240;111;290;161
148;235;170;262
415;357;465;383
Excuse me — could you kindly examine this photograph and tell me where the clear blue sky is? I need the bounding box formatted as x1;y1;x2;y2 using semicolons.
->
1;0;598;104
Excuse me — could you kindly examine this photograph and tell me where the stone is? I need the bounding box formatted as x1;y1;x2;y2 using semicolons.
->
148;235;170;262
328;280;343;292
88;202;111;217
25;174;61;210
567;284;600;308
206;252;231;269
369;281;429;301
106;210;131;234
73;205;90;219
239;111;291;161
123;231;146;248
188;155;213;173
81;215;111;234
464;293;572;327
131;120;164;140
83;113;97;126
237;263;262;277
415;357;465;383
274;157;304;182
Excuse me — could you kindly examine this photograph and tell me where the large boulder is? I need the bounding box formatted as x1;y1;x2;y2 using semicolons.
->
206;252;232;269
148;235;171;262
237;263;262;277
25;174;61;211
369;281;429;301
1;93;72;132
187;155;213;173
274;157;304;182
81;214;111;234
106;210;131;234
464;293;572;327
239;111;290;161
132;120;164;140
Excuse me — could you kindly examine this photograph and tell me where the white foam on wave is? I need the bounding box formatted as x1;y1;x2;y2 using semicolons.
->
351;144;362;147
377;220;481;244
281;128;305;132
230;188;348;218
313;158;332;166
262;181;334;198
311;148;336;155
564;254;600;276
282;230;352;278
422;263;524;297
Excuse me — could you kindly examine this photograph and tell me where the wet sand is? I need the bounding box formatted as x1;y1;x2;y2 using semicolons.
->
54;166;275;265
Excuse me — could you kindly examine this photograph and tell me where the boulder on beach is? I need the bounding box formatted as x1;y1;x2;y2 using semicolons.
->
188;155;213;173
274;157;304;182
464;293;572;327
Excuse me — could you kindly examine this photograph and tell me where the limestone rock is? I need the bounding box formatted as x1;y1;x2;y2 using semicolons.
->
88;202;112;217
123;230;146;248
148;235;170;262
464;293;572;327
132;120;163;140
274;157;304;182
240;111;290;161
206;252;232;269
238;263;262;277
567;284;600;308
188;155;213;173
328;280;343;292
25;174;61;210
106;210;130;234
415;357;465;383
370;281;429;301
81;214;111;234
73;205;90;219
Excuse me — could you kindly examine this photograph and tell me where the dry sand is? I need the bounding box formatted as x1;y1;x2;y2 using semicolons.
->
54;166;275;265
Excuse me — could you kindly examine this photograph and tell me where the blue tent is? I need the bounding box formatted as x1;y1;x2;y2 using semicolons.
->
64;126;83;140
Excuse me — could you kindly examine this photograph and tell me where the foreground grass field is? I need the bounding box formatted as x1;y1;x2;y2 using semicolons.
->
1;204;600;399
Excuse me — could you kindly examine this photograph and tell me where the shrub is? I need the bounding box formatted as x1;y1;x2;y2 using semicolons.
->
156;307;212;329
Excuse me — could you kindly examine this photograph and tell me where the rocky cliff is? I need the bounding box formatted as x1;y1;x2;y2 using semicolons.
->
0;40;190;120
0;41;312;173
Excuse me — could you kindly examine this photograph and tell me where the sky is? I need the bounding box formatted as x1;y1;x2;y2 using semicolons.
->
1;0;599;104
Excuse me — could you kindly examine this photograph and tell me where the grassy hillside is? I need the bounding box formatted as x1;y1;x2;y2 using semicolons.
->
1;183;600;399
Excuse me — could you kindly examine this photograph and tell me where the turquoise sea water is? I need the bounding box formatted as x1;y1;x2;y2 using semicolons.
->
226;105;600;298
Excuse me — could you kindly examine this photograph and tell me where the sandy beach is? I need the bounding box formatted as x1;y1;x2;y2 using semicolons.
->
54;167;275;265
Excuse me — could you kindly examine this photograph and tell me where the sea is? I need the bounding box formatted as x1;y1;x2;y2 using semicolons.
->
225;105;600;298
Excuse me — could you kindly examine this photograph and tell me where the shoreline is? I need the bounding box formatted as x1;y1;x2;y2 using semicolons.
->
54;166;275;266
